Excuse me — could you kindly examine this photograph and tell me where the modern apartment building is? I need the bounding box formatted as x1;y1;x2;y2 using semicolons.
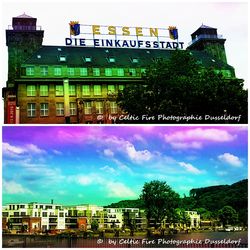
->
2;202;200;233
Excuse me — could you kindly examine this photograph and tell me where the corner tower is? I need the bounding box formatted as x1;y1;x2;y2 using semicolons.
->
187;25;227;64
6;13;44;86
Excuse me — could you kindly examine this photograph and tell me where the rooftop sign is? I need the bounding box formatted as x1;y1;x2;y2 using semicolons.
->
65;23;184;49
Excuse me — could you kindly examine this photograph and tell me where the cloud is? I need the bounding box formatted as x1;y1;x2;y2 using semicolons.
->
3;142;46;158
71;174;136;199
3;142;26;157
106;181;136;198
100;165;117;175
218;153;242;167
170;142;202;149
25;144;46;154
179;162;202;174
104;136;153;163
52;149;63;155
216;171;228;176
164;128;236;149
3;179;33;194
103;149;114;157
125;142;152;162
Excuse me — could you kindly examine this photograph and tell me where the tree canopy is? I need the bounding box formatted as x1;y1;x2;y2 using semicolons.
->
140;180;180;228
117;50;247;123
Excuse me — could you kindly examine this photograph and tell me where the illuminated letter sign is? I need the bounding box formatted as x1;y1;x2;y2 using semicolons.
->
65;23;184;50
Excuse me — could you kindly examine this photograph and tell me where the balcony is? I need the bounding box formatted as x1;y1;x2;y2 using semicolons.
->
188;34;223;46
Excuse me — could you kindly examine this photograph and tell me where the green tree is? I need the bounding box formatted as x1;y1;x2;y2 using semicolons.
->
117;50;247;123
218;206;238;227
91;220;99;231
140;180;180;228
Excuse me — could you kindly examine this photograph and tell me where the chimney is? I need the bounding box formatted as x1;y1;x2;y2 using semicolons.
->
51;199;54;204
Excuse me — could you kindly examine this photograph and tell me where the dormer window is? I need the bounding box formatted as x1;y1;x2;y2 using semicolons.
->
84;56;92;63
59;55;66;62
107;57;115;63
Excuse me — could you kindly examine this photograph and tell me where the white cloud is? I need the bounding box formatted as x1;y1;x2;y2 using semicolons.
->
106;181;137;198
103;149;114;157
71;174;136;198
170;142;202;149
3;142;26;157
125;142;152;162
218;153;242;167
3;179;32;194
53;149;63;155
3;142;46;158
216;171;228;176
100;165;117;175
179;162;202;174
25;144;46;154
104;136;152;163
164;128;236;149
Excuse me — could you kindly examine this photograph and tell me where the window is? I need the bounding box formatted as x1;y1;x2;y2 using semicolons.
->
40;103;49;117
27;85;36;96
117;68;124;77
131;57;139;63
110;101;118;114
84;102;92;114
14;212;19;216
80;68;88;76
84;56;92;62
70;102;77;115
129;68;136;77
96;101;103;114
59;212;64;217
54;67;62;76
2;212;8;217
68;67;75;76
105;68;112;76
107;57;115;63
20;205;25;208
40;85;48;96
42;212;47;217
93;68;100;76
26;66;34;76
40;66;48;76
141;68;146;75
20;212;26;216
108;85;115;95
118;85;124;91
56;103;64;116
94;85;102;95
55;85;64;96
59;55;66;62
82;85;90;96
69;85;76;96
27;103;36;117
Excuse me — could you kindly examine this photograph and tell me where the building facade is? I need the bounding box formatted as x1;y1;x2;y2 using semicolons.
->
2;202;199;233
3;14;236;124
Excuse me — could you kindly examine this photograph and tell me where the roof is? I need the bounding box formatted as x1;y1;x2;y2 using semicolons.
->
23;45;234;70
15;13;34;19
199;24;216;29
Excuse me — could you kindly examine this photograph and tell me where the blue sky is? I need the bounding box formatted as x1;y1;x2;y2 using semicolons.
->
2;126;248;205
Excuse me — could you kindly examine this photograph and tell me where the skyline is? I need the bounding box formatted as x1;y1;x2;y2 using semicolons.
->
1;1;248;86
2;126;248;206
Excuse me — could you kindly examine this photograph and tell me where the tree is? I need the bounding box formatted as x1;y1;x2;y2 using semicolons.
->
117;50;247;123
91;220;99;231
218;206;238;227
140;180;180;228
